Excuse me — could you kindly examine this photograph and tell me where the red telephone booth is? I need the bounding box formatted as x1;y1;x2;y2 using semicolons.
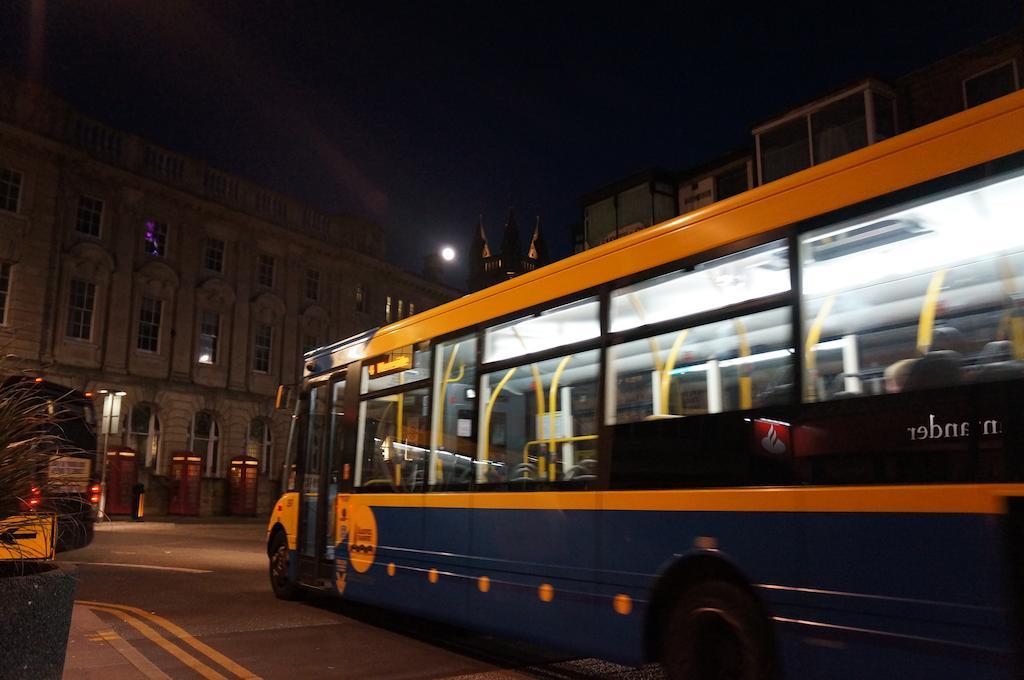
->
228;455;259;516
105;448;138;515
169;453;203;516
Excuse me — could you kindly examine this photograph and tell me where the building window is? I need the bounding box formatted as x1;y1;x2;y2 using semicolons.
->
126;404;160;469
397;299;405;319
408;302;415;317
66;279;96;340
0;263;10;325
144;220;168;257
305;269;320;301
203;238;225;273
197;311;219;364
714;165;749;202
137;296;162;352
355;284;368;312
0;168;22;213
257;254;275;287
254;324;273;373
385;295;393;322
964;61;1018;109
190;411;220;476
75;196;104;237
246;419;272;473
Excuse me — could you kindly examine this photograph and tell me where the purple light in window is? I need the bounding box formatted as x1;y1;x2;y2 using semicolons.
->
145;220;160;256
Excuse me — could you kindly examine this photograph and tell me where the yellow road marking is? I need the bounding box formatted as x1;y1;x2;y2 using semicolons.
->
89;624;171;679
85;603;228;680
79;600;262;680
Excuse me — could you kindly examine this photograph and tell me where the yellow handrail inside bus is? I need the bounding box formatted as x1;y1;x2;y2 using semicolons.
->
997;257;1024;359
547;355;574;459
479;367;517;479
734;319;751;409
628;294;665;375
804;294;837;401
917;268;948;354
432;342;465;482
522;435;599;481
512;327;549;449
659;330;689;415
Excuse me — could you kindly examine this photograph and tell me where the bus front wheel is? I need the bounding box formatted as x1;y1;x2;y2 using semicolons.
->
269;532;300;601
661;580;774;680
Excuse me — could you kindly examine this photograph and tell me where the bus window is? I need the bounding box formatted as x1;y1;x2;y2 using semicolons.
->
484;297;599;363
609;239;789;333
362;342;432;393
607;307;793;424
477;349;600;485
430;334;477;488
801;170;1024;402
356;387;430;491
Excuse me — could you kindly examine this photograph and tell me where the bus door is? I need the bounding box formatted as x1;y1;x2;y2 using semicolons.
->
315;374;352;580
296;381;330;582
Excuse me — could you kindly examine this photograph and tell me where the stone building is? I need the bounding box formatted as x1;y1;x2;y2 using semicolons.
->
0;74;458;515
579;28;1024;250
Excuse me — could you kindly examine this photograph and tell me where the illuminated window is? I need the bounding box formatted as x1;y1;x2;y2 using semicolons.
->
0;168;22;213
408;302;415;316
144;220;168;257
397;299;404;319
254;324;273;373
126;404;161;469
801;169;1024;401
609;240;789;333
0;263;10;325
484;297;600;363
76;196;103;237
385;295;393;322
203;238;225;273
197;311;219;364
190;412;220;476
137;296;162;352
66;279;96;340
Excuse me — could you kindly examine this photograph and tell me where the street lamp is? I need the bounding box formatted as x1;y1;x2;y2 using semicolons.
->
97;388;126;516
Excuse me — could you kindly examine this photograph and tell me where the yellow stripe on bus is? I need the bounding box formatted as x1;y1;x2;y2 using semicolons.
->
355;484;1024;515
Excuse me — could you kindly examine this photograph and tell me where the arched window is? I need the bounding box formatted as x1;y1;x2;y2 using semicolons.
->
246;419;273;474
125;404;161;469
190;412;220;476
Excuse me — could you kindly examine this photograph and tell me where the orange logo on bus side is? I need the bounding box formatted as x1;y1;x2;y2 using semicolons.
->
348;503;378;573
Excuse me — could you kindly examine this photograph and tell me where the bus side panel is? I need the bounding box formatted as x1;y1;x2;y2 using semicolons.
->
468;504;600;655
419;503;472;625
596;509;802;666
340;498;425;616
784;510;1015;680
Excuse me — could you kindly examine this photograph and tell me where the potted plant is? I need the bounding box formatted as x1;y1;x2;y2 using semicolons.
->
0;376;80;679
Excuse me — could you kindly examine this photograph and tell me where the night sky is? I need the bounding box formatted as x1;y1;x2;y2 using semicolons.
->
1;1;1020;289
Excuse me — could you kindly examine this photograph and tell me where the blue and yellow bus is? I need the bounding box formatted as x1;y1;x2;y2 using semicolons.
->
268;89;1024;679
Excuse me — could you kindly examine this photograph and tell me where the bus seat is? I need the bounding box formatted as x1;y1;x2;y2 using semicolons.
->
509;462;537;482
565;458;598;482
903;350;962;391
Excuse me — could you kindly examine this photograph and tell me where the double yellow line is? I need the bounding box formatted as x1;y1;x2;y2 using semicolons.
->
78;600;261;680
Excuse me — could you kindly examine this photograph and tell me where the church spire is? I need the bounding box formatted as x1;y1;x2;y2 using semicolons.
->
527;215;547;263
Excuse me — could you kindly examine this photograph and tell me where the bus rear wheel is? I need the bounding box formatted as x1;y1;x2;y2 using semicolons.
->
661;580;774;680
269;532;300;600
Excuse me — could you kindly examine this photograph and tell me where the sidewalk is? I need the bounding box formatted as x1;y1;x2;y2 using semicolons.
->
95;515;266;530
63;605;148;679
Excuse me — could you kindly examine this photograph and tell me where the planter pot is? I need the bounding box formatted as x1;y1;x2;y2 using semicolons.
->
0;561;77;680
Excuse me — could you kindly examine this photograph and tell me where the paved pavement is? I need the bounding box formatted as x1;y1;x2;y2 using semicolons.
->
59;517;662;680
